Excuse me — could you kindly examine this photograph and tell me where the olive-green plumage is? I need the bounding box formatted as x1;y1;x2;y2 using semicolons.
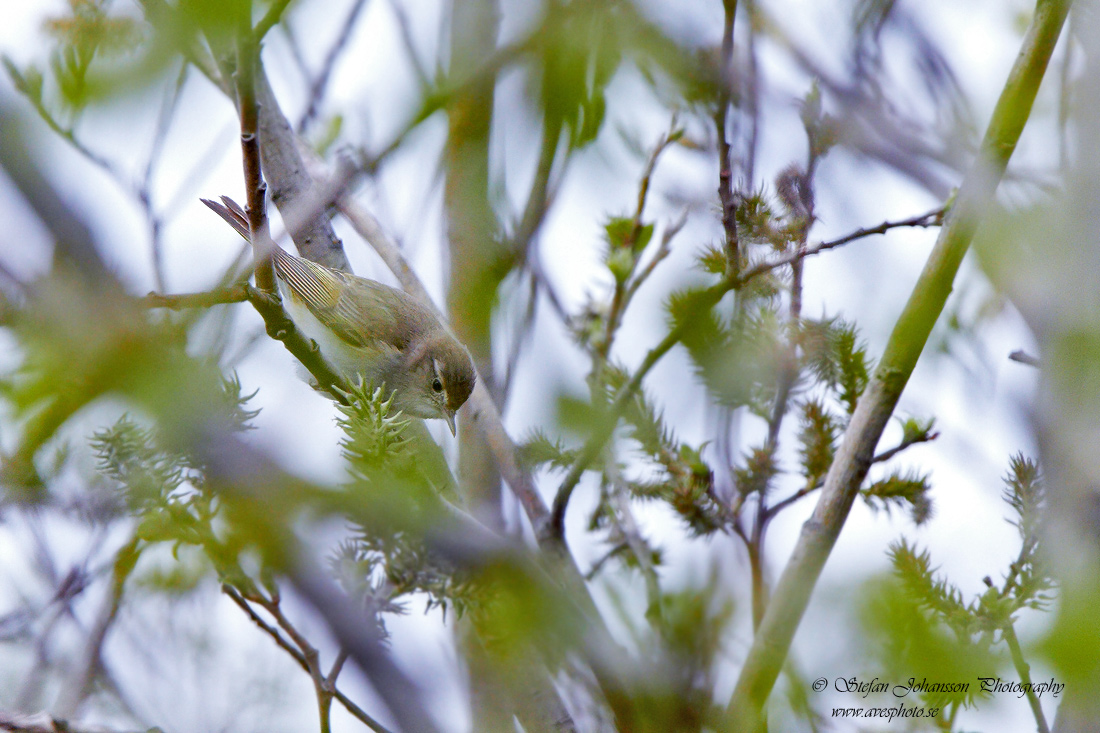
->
202;197;475;435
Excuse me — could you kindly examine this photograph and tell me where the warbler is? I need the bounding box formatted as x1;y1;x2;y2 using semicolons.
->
202;197;475;435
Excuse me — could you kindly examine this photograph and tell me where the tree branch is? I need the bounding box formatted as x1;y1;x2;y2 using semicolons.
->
296;0;371;132
725;2;1071;728
53;538;139;719
235;19;276;293
764;429;939;517
735;204;947;285
221;585;394;733
141;284;249;309
253;0;294;42
549;278;735;540
717;0;740;277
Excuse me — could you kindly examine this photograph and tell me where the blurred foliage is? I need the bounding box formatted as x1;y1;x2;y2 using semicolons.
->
88;378;260;587
0;0;1075;730
859;455;1054;716
332;382;477;620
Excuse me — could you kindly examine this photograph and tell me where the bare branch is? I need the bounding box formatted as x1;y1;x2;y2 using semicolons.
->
297;0;372;133
221;586;393;733
141;284;249;310
384;0;430;91
716;0;740;277
765;429;939;517
235;22;276;293
54;539;139;719
255;68;351;270
0;711;144;733
735;204;947;285
549;278;735;541
600;121;685;360
623;210;687;306
253;0;294;41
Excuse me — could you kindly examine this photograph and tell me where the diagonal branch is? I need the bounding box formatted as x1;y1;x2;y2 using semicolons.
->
221;585;394;733
296;0;372;133
548;278;735;540
736;204;947;284
141;284;249;309
725;2;1071;729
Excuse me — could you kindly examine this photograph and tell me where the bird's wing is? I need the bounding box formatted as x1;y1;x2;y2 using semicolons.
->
273;248;423;350
201;196;426;351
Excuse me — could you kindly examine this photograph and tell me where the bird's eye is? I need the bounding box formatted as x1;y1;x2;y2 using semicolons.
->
432;378;443;393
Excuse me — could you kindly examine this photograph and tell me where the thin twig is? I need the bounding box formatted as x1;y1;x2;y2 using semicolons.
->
326;649;350;689
743;0;761;185
253;593;337;733
512;121;561;263
716;0;740;277
221;586;394;733
584;543;630;581
499;272;539;404
765;429;939;517
287;557;440;733
600;120;684;358
755;4;958;199
605;468;662;621
1002;621;1050;733
549;278;735;540
529;250;570;325
297;0;372;133
735;205;946;285
54;538;139;719
385;0;431;90
141;283;250;309
141;62;188;292
623;211;686;306
222;585;306;666
253;0;295;42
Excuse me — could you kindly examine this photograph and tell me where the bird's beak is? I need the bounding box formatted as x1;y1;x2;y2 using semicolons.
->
444;410;457;437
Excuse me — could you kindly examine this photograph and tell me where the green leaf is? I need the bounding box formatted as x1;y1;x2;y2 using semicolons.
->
604;217;633;249
633;222;655;254
695;244;728;275
518;430;579;471
607;247;634;283
733;446;778;498
862;470;933;525
797;398;838;487
800;317;872;414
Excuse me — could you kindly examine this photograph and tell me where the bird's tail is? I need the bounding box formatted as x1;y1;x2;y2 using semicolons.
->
200;196;252;241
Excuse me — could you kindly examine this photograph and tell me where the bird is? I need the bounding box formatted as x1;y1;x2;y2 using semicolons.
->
202;196;475;436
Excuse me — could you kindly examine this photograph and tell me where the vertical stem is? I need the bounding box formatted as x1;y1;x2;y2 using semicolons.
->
1004;623;1050;733
445;0;504;526
716;0;740;276
235;7;276;293
743;0;761;186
